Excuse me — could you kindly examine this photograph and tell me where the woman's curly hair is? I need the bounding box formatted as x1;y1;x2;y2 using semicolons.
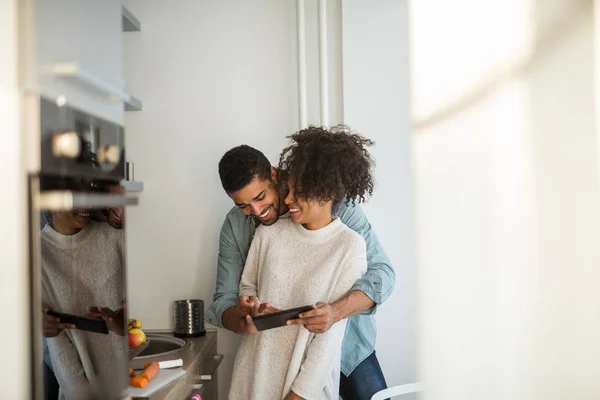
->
277;125;375;206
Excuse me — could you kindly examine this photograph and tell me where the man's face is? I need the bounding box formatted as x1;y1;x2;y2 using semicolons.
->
229;174;280;226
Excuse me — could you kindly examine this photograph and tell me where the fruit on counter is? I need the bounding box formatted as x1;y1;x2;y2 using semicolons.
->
128;368;135;379
128;328;146;347
128;318;142;330
130;361;160;388
127;317;146;347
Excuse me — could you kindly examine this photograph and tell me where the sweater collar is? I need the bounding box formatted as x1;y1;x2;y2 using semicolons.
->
41;221;97;249
288;214;344;242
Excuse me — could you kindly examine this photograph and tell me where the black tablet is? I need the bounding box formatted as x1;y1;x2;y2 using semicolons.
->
252;305;313;332
47;310;109;334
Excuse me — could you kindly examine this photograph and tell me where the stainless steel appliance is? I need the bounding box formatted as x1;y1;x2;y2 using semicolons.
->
30;97;137;400
40;97;125;181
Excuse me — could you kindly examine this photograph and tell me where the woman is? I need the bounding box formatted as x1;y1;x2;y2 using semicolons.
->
229;126;376;400
40;172;127;400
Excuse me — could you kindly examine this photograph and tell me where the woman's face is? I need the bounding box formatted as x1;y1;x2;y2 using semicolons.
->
283;179;331;227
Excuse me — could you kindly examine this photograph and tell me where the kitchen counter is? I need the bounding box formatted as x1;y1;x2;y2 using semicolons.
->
125;329;220;400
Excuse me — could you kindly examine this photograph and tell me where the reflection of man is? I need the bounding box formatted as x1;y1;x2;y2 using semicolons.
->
40;171;126;399
105;184;124;229
206;140;396;400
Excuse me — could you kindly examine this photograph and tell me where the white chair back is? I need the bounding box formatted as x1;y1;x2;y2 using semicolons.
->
370;382;422;400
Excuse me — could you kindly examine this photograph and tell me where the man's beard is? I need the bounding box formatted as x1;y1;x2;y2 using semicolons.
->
254;189;280;226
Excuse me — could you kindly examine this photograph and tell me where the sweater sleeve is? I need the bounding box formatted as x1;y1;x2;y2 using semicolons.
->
238;227;263;300
291;239;367;398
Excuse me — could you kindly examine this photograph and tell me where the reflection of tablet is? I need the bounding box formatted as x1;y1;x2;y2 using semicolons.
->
252;305;313;332
47;310;109;334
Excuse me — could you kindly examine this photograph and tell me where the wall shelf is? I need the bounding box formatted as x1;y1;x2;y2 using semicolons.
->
121;180;144;192
124;95;142;111
52;62;143;112
121;6;142;111
122;6;141;32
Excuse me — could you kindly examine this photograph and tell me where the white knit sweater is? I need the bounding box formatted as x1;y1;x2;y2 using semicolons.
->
41;221;126;400
229;215;367;400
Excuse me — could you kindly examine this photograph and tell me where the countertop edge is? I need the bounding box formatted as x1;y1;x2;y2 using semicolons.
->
125;331;218;399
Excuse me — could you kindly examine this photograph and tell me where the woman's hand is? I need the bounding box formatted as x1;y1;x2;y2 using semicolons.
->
238;296;279;316
237;296;260;315
256;303;280;316
240;299;280;335
87;301;126;336
43;309;75;338
286;302;337;333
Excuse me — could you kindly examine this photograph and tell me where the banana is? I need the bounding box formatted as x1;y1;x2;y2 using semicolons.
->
128;318;142;330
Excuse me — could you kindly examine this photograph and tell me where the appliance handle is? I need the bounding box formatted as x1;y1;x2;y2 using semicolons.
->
37;191;138;211
197;354;224;381
192;383;204;391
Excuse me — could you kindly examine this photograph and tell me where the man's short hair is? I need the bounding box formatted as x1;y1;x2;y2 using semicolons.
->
218;145;272;193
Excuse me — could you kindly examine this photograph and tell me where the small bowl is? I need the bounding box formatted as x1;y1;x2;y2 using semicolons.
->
127;340;149;361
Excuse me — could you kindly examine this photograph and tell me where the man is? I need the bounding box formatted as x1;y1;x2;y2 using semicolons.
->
206;138;395;400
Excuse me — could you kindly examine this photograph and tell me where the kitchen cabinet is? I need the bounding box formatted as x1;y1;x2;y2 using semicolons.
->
127;330;222;400
34;0;126;125
193;342;222;400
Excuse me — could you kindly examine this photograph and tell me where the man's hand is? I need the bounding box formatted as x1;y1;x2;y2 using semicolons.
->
222;306;249;334
43;309;75;338
286;302;338;333
284;390;305;400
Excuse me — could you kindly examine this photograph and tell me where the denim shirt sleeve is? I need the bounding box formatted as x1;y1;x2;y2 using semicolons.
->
205;215;244;328
335;203;396;315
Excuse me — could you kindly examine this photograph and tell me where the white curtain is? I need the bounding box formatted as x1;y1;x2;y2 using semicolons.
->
412;0;600;398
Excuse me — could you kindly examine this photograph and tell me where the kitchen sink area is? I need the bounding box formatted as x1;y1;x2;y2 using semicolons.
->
134;335;190;360
126;330;221;400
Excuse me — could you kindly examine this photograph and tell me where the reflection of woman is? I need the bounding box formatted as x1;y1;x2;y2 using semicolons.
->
40;176;126;399
229;127;375;400
42;211;126;400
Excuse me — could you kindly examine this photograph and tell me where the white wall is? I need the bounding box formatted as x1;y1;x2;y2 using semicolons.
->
412;0;600;398
123;1;342;398
341;0;416;393
595;0;600;184
0;0;30;397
